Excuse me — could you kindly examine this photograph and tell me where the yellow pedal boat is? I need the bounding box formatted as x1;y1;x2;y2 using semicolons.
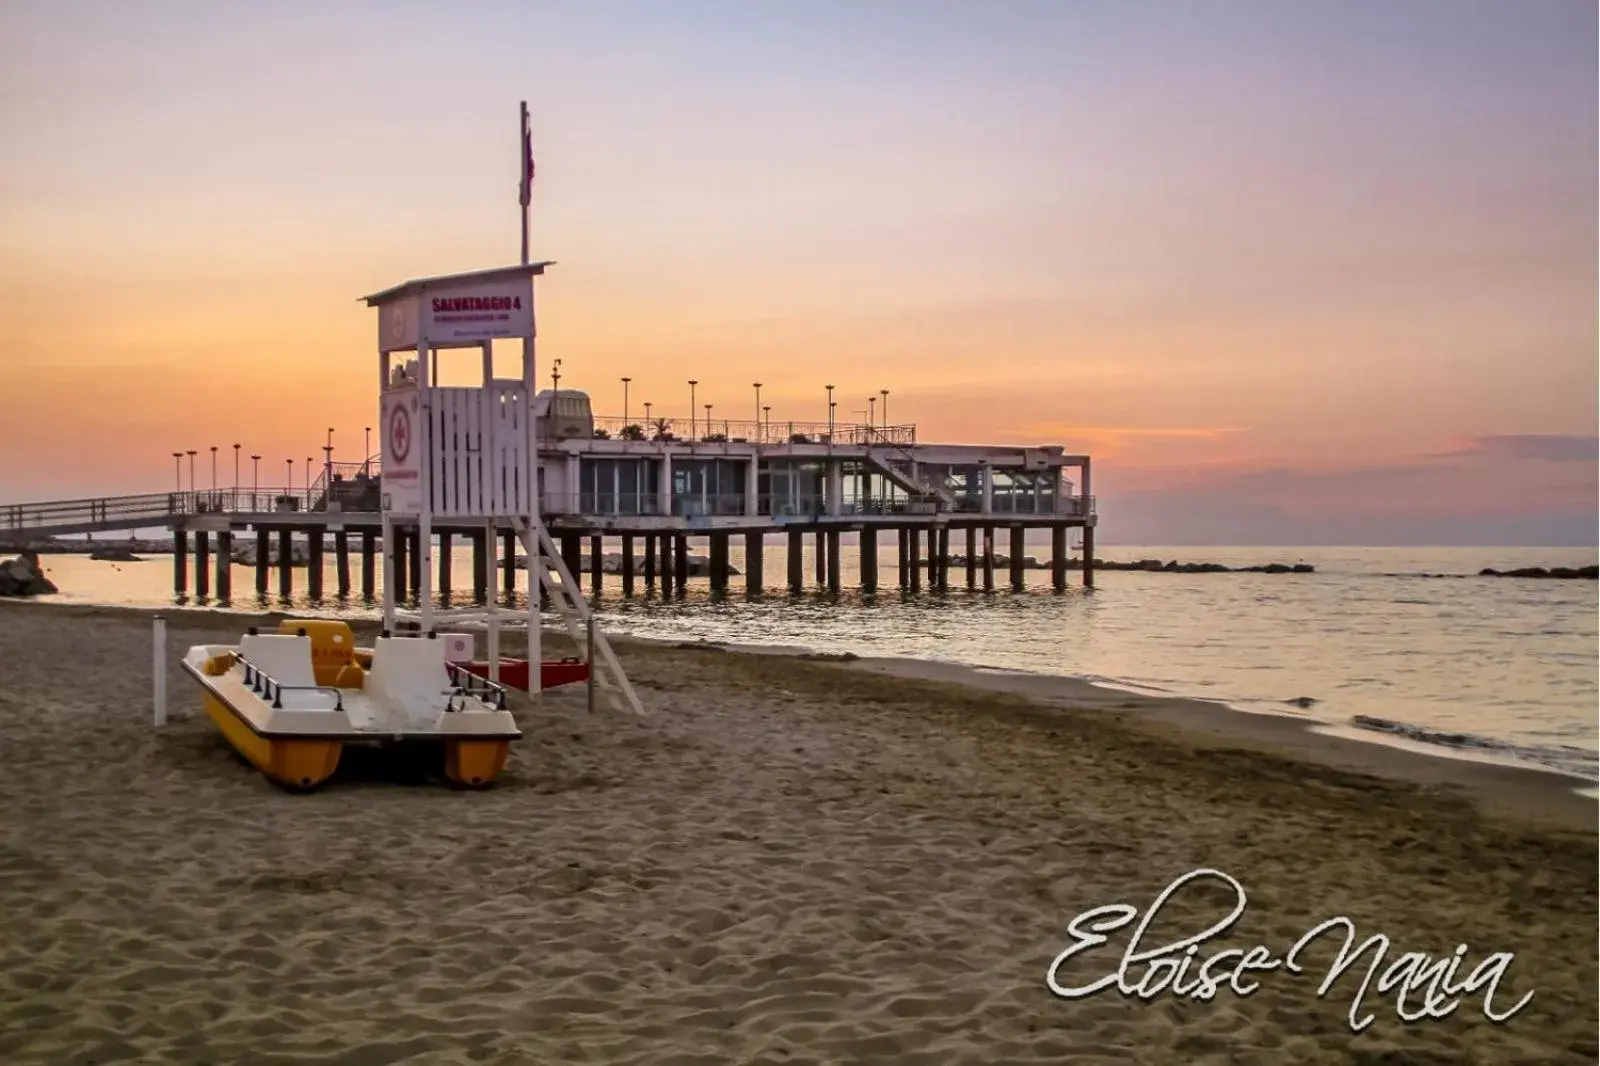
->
181;619;519;791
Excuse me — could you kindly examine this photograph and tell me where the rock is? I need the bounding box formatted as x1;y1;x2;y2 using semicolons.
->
0;550;58;597
89;547;143;562
1479;565;1597;580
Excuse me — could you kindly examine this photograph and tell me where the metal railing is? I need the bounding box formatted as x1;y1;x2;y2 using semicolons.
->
445;660;510;711
237;653;346;711
589;416;916;446
1;492;190;536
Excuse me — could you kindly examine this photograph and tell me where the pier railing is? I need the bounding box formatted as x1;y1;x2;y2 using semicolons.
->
539;492;1096;520
590;417;916;447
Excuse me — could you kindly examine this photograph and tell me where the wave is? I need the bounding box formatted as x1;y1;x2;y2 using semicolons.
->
1348;715;1597;781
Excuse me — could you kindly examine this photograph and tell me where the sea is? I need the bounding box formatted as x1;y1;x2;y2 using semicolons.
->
26;540;1600;783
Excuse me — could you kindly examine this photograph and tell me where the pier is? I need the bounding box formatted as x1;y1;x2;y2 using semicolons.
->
0;411;1096;602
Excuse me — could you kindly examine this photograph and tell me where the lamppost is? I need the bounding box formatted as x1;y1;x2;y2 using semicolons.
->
232;443;241;495
171;452;182;492
880;389;889;430
324;428;334;494
285;458;293;495
210;445;218;492
621;376;631;427
644;401;653;433
825;384;835;436
687;380;698;438
305;457;313;500
364;426;371;473
551;358;562;393
251;454;261;500
867;396;876;430
753;382;762;432
762;405;771;439
186;450;197;495
704;403;713;439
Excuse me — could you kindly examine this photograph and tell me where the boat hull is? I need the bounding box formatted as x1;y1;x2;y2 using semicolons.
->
203;692;343;790
461;658;589;691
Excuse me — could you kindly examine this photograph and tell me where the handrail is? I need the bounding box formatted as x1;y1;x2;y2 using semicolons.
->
862;427;958;508
237;653;346;712
445;660;509;710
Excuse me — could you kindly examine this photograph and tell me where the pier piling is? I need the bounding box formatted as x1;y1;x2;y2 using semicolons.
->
334;530;351;597
360;530;376;601
896;528;908;589
826;529;841;594
813;530;826;588
194;531;210;600
965;527;977;589
935;527;949;591
407;529;422;600
709;532;729;593
278;528;294;600
215;530;232;601
1083;526;1096;588
501;532;516;595
307;529;324;601
469;531;486;603
621;534;636;596
643;533;657;592
787;529;804;594
744;531;764;595
673;535;688;593
1009;526;1025;592
1051;526;1067;591
436;531;452;600
393;527;408;602
908;527;922;592
589;535;603;595
255;528;270;597
860;527;878;593
982;528;995;592
173;529;189;597
560;534;581;593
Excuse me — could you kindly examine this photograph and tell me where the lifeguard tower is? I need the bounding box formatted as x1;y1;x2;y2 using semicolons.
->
360;262;641;714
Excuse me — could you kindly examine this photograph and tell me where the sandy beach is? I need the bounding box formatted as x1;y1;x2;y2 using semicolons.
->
0;602;1594;1065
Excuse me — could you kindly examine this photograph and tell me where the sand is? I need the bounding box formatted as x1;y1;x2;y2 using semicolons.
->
0;602;1594;1065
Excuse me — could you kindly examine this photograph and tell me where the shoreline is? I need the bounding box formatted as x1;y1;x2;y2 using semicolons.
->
21;588;1597;787
7;597;1594;831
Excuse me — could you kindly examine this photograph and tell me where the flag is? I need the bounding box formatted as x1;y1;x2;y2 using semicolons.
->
519;108;535;208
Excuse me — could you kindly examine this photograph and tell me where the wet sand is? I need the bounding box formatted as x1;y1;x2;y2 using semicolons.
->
0;602;1594;1065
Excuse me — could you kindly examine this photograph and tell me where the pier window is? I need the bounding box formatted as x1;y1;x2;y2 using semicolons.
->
579;458;659;516
762;460;825;517
671;458;747;516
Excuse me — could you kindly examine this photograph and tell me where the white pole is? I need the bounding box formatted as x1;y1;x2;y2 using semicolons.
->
586;615;596;714
152;615;168;726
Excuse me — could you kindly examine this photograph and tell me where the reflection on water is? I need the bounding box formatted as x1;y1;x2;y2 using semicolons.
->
32;542;1600;779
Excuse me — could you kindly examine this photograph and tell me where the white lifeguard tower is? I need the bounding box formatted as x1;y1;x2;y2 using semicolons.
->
360;262;641;714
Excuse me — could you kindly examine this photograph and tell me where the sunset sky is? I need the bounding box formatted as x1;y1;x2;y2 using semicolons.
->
2;0;1594;544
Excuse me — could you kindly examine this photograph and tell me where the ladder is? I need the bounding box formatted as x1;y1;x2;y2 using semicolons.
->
511;518;644;716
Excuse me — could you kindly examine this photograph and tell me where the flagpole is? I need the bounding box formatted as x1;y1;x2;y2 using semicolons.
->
519;100;530;266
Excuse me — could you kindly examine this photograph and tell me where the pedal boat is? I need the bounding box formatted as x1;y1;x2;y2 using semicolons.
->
180;619;519;791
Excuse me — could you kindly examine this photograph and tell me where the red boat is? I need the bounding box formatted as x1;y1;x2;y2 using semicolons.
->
460;657;589;692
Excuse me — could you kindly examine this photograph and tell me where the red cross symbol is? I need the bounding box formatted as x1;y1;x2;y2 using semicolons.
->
389;405;411;463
